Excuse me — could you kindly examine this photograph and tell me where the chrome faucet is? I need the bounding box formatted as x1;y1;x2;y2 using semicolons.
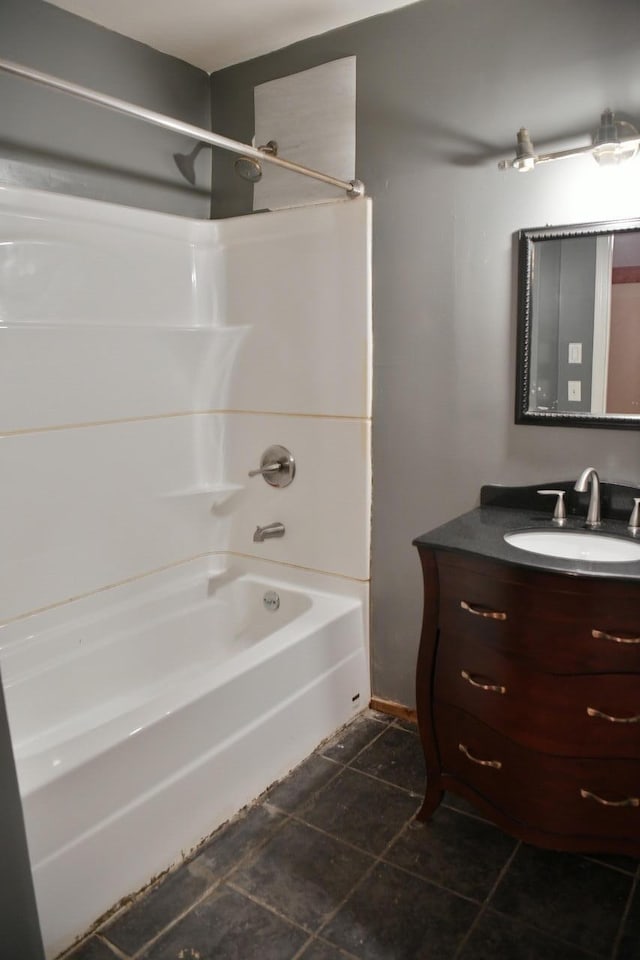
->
574;467;601;528
253;522;285;542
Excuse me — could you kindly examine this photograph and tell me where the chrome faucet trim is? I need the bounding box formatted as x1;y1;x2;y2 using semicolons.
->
253;522;285;542
574;467;601;528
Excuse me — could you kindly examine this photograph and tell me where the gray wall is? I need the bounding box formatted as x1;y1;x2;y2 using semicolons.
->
210;0;640;708
0;0;211;216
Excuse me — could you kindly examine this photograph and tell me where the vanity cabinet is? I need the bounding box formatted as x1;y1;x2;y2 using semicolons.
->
415;547;640;856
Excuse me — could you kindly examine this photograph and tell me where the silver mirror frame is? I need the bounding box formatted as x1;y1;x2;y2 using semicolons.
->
515;217;640;430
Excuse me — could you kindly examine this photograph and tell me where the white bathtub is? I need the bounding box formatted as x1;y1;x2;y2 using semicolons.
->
0;555;369;958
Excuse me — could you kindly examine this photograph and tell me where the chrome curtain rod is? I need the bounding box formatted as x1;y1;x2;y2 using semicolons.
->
0;57;365;198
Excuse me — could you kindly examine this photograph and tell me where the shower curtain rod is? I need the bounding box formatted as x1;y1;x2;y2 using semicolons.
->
0;57;365;199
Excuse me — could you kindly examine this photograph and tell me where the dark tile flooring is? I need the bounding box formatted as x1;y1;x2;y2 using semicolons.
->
63;711;639;960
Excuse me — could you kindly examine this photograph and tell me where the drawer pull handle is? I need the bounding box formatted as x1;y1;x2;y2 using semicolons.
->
458;743;502;770
461;670;506;694
460;601;507;621
587;707;640;724
592;628;640;645
580;788;640;808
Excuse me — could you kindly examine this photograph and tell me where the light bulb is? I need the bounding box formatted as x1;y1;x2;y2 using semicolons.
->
513;127;536;172
592;110;639;166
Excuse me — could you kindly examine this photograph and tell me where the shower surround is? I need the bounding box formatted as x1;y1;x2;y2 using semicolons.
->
0;185;372;958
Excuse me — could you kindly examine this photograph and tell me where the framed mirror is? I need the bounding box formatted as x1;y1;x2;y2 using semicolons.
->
516;218;640;429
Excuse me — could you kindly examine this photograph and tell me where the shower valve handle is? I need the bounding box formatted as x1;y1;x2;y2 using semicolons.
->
248;462;282;477
248;445;296;488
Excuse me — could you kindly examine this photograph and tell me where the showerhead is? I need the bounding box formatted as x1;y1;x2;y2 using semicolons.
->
234;140;278;183
234;156;263;183
173;141;206;186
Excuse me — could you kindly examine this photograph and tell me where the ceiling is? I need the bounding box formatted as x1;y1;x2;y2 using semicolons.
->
43;0;418;73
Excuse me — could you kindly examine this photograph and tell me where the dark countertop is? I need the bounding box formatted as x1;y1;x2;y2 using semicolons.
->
413;481;640;582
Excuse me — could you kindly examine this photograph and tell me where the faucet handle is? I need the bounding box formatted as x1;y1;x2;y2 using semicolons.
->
537;489;567;525
629;498;640;535
248;445;295;488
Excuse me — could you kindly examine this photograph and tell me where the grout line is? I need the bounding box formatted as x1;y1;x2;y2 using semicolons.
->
314;937;363;960
216;409;372;422
284;809;384;863
227;727;426;953
225;879;317;936
95;934;130;959
82;725;370;956
441;797;496;827
481;906;612;960
102;807;294;959
456;844;613;960
327;715;394;765
291;935;362;960
102;876;221;959
451;840;521;960
312;719;425;802
123;881;226;960
57;930;131;960
338;762;424;801
224;550;370;584
265;765;347;820
290;937;316;960
610;872;638;960
309;803;434;950
259;713;390;817
390;718;418;733
1;552;211;625
3;410;198;437
286;806;480;909
3;408;372;438
2;550;369;625
583;853;640;878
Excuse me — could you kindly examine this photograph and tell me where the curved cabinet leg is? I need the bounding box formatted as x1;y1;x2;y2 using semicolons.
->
416;778;443;821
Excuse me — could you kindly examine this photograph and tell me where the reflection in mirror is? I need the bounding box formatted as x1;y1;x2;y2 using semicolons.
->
516;219;640;428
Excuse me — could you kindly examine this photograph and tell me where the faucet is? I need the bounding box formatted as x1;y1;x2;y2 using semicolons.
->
253;522;285;542
574;467;601;528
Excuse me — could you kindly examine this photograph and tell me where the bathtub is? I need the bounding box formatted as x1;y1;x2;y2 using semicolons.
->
0;555;369;958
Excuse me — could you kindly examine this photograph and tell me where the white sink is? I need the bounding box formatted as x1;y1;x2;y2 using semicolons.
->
504;530;640;563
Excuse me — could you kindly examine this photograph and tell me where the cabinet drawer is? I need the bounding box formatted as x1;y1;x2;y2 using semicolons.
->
437;553;640;674
435;702;640;841
434;634;640;757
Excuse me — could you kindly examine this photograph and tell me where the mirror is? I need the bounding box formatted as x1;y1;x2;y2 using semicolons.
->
516;218;640;429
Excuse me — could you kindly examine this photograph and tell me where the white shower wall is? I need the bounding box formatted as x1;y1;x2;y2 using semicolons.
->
0;184;371;625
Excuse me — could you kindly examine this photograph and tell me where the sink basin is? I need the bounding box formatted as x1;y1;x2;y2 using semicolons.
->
504;530;640;563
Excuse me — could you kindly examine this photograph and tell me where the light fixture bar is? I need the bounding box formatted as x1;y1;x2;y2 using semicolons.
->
498;111;640;172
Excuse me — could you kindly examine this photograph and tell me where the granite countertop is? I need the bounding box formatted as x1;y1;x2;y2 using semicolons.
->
413;480;640;582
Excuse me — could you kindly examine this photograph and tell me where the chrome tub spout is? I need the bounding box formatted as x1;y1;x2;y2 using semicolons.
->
253;522;285;542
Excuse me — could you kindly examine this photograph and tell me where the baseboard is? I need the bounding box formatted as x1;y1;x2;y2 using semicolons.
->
369;697;417;725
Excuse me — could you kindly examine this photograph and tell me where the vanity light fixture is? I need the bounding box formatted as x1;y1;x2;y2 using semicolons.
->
498;109;640;172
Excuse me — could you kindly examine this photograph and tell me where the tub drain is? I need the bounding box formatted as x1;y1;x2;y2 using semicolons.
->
263;590;280;611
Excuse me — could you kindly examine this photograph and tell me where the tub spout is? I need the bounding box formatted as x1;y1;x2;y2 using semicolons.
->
253;522;285;542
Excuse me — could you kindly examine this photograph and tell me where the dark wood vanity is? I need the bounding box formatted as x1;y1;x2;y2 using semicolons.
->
414;482;640;857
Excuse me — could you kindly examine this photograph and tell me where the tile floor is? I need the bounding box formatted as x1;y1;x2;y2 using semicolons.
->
63;711;639;960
